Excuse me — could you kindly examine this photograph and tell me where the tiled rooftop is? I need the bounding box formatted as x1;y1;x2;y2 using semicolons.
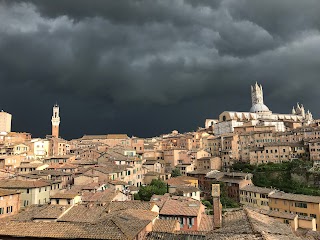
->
240;185;274;194
0;189;20;197
160;198;201;217
269;191;320;203
176;186;200;193
0;179;51;189
153;219;178;233
146;232;206;240
0;221;126;240
166;176;198;187
82;189;117;203
33;205;73;219
107;209;158;239
108;201;156;212
58;205;107;223
51;192;79;199
198;214;214;232
245;208;301;239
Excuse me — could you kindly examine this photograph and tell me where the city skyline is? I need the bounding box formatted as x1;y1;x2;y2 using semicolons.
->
1;1;320;139
4;81;315;140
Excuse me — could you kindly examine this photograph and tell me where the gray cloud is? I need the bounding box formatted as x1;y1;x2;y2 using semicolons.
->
0;0;320;138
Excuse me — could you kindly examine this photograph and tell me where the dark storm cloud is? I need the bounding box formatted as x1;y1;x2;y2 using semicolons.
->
0;0;320;138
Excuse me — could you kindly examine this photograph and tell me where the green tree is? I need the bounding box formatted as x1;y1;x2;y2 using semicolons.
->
136;179;168;201
219;182;239;208
171;168;181;177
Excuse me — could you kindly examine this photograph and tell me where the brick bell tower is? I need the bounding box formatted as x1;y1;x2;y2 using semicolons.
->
51;104;60;138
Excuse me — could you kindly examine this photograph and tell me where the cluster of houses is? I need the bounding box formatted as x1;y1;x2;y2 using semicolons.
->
0;81;320;239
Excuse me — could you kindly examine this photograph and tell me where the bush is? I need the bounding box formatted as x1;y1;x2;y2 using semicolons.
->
136;179;168;201
202;200;212;209
171;168;181;177
219;182;239;209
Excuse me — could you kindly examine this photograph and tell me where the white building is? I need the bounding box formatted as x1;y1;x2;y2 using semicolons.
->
209;83;313;135
31;138;51;159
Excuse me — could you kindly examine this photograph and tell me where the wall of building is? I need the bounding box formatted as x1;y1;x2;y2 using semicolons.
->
269;197;320;231
0;193;20;218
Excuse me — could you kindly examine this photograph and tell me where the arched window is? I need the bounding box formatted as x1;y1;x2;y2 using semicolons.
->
222;116;227;121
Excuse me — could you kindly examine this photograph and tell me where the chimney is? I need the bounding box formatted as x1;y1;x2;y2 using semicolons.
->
212;184;222;228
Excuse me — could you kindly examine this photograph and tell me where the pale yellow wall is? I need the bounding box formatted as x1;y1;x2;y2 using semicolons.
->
20;187;51;207
269;198;320;231
240;190;270;210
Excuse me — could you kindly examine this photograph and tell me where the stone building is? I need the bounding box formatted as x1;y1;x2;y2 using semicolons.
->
239;185;275;210
207;83;313;135
268;191;320;231
0;110;12;133
0;189;21;218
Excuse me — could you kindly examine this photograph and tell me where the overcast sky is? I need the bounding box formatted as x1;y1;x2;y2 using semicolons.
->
1;0;320;139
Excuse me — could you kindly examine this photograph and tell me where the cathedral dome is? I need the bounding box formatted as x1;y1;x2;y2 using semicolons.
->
250;103;270;113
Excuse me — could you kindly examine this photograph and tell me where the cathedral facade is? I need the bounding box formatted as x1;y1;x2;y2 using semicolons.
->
206;83;313;135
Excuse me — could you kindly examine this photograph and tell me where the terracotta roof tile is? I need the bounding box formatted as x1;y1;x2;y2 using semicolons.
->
82;189;117;203
198;214;214;232
150;194;171;209
0;180;51;189
33;205;73;219
0;189;20;197
108;201;155;212
58;205;107;223
269;191;320;203
240;185;274;194
160;199;201;217
153;219;178;233
176;186;200;193
109;209;157;239
0;221;126;239
51;192;79;199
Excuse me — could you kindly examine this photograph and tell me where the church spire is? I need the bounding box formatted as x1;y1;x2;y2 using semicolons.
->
251;82;264;105
250;82;271;114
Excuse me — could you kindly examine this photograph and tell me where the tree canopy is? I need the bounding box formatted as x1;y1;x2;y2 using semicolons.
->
171;168;181;177
134;179;168;201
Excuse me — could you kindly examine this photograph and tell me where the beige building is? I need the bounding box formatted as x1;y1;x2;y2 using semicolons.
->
0;155;27;170
49;137;68;156
175;162;195;176
0;132;31;145
143;159;165;174
269;191;320;231
309;139;320;165
265;210;316;232
12;143;29;155
0;189;21;218
50;192;81;206
164;149;188;169
240;185;275;210
0;111;12;133
196;157;221;170
0;180;61;207
207;134;240;169
249;142;305;165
